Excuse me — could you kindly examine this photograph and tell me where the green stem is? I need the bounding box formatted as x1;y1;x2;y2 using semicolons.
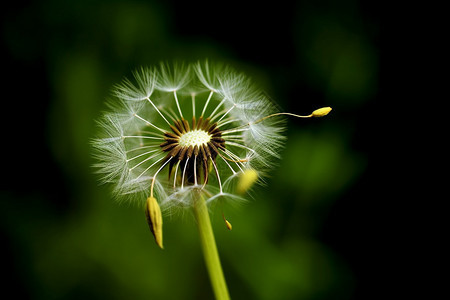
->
193;193;230;300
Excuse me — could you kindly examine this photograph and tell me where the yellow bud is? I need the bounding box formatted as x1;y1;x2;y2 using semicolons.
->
312;107;332;117
145;196;163;249
236;169;258;195
225;219;232;231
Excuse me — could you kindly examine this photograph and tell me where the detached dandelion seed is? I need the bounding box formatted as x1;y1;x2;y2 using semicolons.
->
92;61;331;300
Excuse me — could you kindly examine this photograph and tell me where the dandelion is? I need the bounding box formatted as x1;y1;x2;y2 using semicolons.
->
92;61;331;300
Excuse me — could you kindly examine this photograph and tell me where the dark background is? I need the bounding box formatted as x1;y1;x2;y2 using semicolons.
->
1;0;382;299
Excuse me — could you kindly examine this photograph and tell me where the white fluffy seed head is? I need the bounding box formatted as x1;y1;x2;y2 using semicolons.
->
92;61;286;211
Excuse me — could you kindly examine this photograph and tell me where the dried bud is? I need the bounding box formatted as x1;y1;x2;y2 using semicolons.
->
145;196;163;249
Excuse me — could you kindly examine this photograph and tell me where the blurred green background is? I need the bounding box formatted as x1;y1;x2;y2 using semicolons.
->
1;0;379;299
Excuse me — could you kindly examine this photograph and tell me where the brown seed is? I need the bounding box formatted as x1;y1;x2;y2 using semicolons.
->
182;118;190;132
170;125;182;136
164;132;179;139
196;116;204;129
187;145;194;158
174;120;185;134
161;143;177;152
169;145;182;157
178;146;188;161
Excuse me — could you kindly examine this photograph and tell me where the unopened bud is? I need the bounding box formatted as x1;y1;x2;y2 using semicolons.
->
145;196;163;249
225;219;232;231
236;169;258;195
312;107;332;117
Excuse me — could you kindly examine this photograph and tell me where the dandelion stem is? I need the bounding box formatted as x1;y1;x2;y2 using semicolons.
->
174;90;183;119
126;149;159;162
221;107;332;134
134;155;165;178
221;127;249;135
252;107;332;125
194;155;198;186
193;192;230;300
219;154;237;174
210;157;223;193
145;97;171;126
217;105;236;123
150;157;172;197
173;160;181;188
209;97;226;120
126;144;160;153
181;157;190;189
129;153;162;171
220;149;245;172
122;135;163;140
226;141;256;153
253;112;311;124
201;90;214;116
192;93;196;117
133;113;166;133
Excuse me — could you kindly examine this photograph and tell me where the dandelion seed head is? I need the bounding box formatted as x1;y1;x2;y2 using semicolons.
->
92;61;288;212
